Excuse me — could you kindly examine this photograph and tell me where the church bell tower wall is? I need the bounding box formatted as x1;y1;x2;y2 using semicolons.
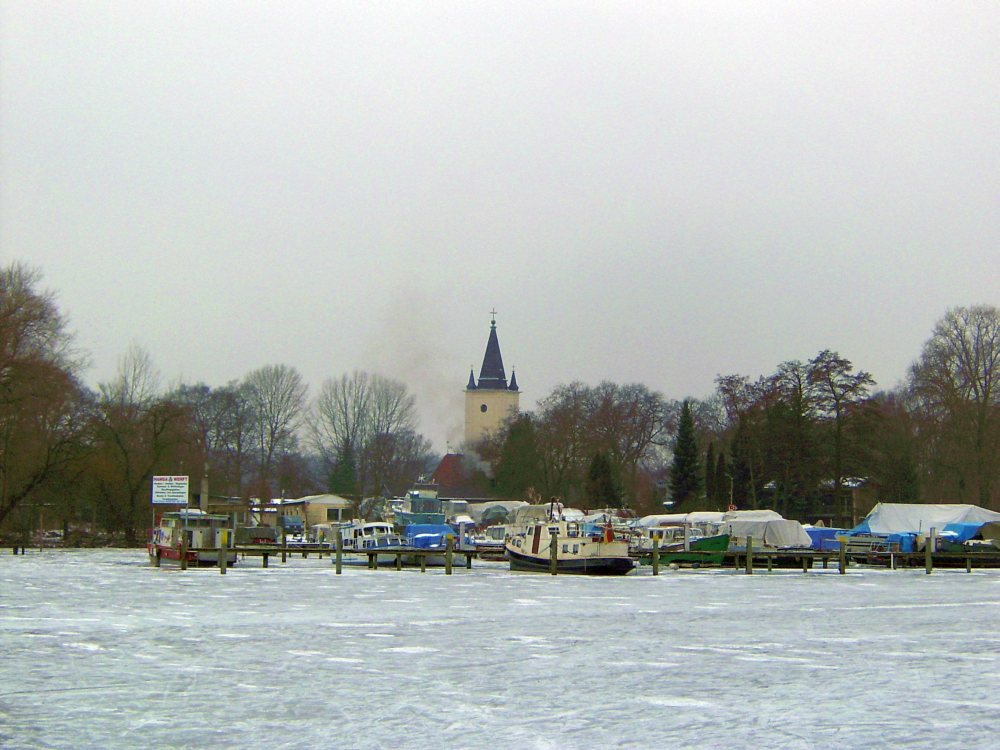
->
465;388;520;448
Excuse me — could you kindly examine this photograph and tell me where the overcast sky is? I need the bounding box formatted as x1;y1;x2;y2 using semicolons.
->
2;1;997;452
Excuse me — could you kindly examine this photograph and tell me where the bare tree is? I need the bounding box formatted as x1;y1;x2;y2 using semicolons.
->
909;305;1000;506
244;364;307;500
809;349;875;516
310;371;372;469
91;347;194;543
587;381;671;505
0;263;88;528
170;380;257;499
714;374;767;508
101;343;160;412
309;370;426;496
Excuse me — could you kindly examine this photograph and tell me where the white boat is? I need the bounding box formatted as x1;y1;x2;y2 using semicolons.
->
147;509;236;567
336;520;405;564
472;525;508;560
505;505;634;575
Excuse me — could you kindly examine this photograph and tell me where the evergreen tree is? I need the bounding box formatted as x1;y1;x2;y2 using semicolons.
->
705;443;717;505
328;445;358;497
494;415;542;497
714;450;729;507
669;400;702;509
586;451;622;508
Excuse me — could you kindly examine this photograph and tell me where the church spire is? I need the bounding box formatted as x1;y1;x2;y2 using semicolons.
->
475;311;508;390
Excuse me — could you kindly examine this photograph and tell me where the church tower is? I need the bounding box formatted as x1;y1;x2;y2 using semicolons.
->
464;311;520;448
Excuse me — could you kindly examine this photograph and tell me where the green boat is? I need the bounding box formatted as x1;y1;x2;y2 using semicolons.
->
639;533;730;567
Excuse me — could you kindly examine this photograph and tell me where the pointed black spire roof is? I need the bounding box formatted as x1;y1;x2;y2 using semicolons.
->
467;368;477;390
475;314;508;390
508;369;519;392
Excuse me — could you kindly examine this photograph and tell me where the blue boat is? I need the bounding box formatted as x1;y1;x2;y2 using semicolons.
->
402;523;470;566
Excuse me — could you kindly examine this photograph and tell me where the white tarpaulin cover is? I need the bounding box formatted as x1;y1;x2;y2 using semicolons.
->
856;503;1000;535
718;518;813;548
722;509;783;522
635;512;726;528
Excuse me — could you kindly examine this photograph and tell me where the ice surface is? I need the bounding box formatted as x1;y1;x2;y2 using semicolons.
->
2;550;1000;749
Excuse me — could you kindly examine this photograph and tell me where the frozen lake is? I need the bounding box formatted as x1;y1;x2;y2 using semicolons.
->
2;549;999;749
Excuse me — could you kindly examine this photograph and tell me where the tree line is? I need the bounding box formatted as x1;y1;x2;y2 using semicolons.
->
2;260;998;542
0;262;435;542
479;307;999;520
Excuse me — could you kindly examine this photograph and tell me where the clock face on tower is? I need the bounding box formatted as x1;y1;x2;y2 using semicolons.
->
480;404;488;412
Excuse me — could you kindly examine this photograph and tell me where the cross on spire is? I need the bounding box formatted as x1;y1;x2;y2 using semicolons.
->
490;308;497;326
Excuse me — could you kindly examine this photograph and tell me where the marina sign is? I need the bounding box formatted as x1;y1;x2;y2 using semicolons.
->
151;475;190;505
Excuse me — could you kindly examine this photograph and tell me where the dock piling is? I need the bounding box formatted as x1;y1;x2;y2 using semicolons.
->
334;531;342;575
838;540;847;574
745;537;753;575
925;528;934;575
219;530;228;575
445;538;454;575
550;531;558;576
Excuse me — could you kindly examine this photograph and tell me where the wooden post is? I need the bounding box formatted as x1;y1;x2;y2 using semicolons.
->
153;548;161;567
745;536;753;575
466;552;472;570
925;528;934;575
180;537;188;571
838;539;847;574
334;531;342;575
445;538;454;575
651;544;660;576
550;531;558;576
801;554;808;573
281;534;288;564
766;552;773;572
967;556;972;573
420;553;427;573
395;551;402;571
262;552;269;568
219;530;228;575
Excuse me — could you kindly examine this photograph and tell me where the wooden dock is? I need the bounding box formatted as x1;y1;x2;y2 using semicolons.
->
29;530;990;577
169;537;485;575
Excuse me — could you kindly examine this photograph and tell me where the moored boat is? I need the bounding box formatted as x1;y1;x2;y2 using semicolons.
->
471;525;508;560
505;506;634;575
639;533;730;567
148;509;236;567
337;520;405;564
402;523;470;566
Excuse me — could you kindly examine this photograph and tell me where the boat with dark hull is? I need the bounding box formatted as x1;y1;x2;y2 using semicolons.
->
505;509;635;575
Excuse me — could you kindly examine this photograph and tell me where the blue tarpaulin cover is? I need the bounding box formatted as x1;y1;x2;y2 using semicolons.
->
404;524;455;548
805;527;845;551
940;523;984;543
